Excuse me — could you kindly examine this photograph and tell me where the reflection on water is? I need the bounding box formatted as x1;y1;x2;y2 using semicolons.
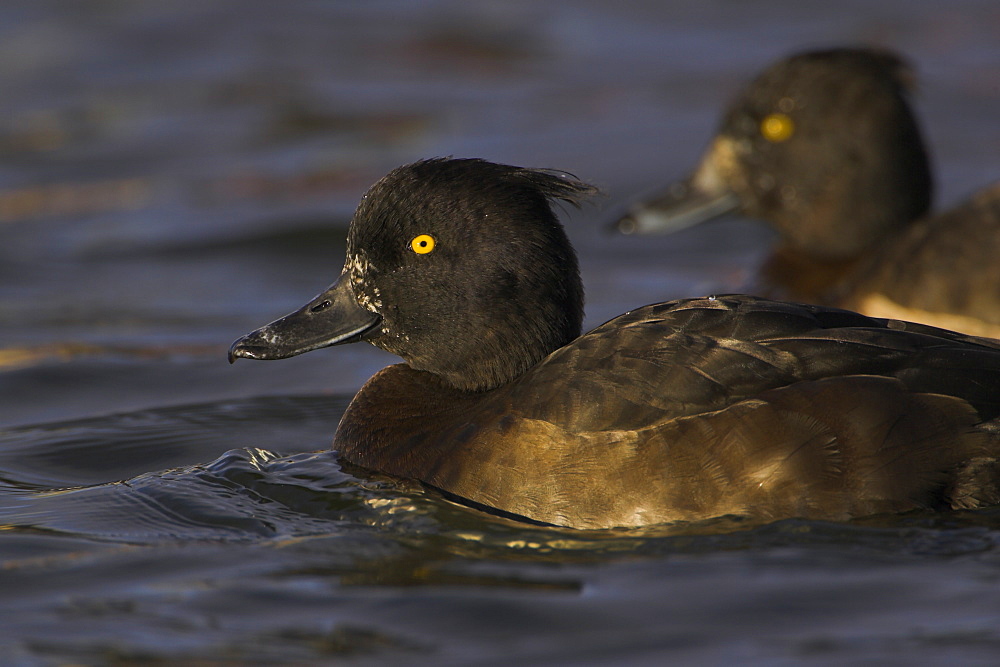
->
2;0;1000;664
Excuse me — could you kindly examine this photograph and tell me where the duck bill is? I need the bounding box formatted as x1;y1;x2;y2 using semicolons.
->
614;137;741;235
228;272;381;363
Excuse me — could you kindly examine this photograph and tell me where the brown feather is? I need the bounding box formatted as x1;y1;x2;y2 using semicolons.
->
336;296;1000;529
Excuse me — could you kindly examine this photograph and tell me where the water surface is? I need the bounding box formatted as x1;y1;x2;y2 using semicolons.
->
2;1;1000;664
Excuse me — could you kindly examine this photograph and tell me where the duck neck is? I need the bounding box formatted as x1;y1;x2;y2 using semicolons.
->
759;244;866;304
409;310;581;393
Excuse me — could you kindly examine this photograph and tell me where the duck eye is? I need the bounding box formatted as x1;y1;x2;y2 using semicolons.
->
760;113;794;143
410;234;435;254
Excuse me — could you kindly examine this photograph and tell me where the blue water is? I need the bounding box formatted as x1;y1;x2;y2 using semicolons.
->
2;1;1000;664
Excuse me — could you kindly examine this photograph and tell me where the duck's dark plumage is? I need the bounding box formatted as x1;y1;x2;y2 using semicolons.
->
348;158;593;392
232;158;1000;529
615;48;1000;338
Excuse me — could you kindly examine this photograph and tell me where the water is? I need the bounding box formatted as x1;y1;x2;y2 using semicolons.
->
2;1;1000;664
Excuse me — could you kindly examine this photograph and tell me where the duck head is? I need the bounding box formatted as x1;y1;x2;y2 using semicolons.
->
617;48;933;261
229;158;596;392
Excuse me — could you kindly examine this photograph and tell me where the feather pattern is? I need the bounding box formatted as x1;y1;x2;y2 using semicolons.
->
336;295;1000;529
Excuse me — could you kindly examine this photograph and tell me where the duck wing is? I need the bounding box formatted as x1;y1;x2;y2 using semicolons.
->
477;295;1000;526
513;294;1000;429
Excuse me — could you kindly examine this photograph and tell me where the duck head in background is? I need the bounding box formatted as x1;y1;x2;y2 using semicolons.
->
614;48;1000;338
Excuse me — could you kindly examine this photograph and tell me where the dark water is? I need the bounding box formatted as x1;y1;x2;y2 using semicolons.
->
2;1;1000;664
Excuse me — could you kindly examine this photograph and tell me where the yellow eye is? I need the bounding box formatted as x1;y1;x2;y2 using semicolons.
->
760;113;795;143
410;234;435;254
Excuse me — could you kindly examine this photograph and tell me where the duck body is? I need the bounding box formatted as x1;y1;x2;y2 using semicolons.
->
232;158;1000;530
615;48;1000;337
337;296;1000;529
838;184;1000;337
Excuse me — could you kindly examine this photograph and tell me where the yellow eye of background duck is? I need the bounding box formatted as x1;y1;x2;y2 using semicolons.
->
410;234;435;254
760;113;795;143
